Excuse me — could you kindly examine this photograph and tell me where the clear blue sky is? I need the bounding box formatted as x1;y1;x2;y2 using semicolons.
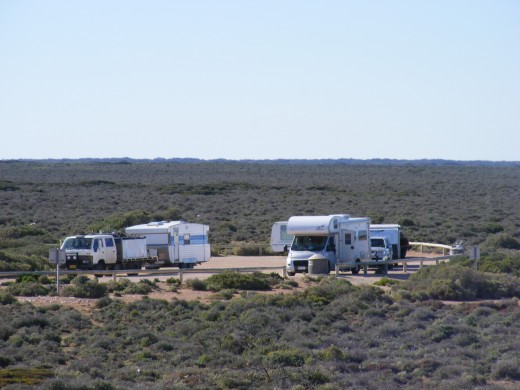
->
1;1;519;161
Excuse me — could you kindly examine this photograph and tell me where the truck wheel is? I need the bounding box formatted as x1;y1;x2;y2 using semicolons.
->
94;261;106;277
287;272;295;277
351;260;361;275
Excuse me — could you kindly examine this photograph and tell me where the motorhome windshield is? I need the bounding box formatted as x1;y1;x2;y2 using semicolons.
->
62;237;92;250
291;236;327;251
371;238;386;248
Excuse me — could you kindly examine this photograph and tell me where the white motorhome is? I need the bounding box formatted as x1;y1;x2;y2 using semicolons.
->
125;221;210;268
270;221;294;253
369;224;409;259
286;215;371;276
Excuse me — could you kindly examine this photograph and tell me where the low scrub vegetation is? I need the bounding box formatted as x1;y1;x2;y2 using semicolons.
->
395;262;520;301
0;267;518;388
1;162;520;270
0;161;519;387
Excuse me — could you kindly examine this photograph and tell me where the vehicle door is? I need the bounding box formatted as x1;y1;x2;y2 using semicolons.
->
339;230;356;262
104;237;117;264
325;235;337;269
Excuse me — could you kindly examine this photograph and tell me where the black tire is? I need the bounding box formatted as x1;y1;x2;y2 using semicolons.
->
94;261;106;277
351;260;361;275
287;272;295;276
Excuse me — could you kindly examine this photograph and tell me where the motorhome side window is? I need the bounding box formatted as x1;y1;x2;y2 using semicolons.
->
345;233;352;245
358;230;368;241
183;234;191;245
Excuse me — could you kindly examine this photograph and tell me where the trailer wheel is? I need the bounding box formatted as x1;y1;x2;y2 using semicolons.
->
126;263;141;276
287;272;295;276
351;260;361;275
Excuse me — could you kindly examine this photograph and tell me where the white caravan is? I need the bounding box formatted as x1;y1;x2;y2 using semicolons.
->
125;221;210;268
286;215;371;276
270;221;294;253
369;224;409;259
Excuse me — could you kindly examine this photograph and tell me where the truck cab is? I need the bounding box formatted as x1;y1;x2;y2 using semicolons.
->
61;234;117;270
288;234;337;274
370;236;392;261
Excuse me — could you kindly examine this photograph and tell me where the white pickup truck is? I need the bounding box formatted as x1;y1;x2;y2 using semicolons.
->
61;234;150;271
370;236;392;261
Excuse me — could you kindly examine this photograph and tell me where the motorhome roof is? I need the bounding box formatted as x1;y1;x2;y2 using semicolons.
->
287;215;350;235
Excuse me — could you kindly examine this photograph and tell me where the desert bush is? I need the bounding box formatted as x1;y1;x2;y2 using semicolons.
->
302;277;357;305
483;234;520;250
62;279;107;298
121;281;153;295
373;277;400;286
491;359;520;380
209;289;237;300
16;274;39;283
7;282;50;296
0;292;17;305
398;263;520;300
186;278;207;291
204;272;271;291
265;349;306;367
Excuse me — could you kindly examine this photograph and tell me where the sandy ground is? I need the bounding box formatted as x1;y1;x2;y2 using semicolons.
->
12;251;442;312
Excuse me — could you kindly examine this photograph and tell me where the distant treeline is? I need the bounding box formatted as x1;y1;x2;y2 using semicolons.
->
2;157;520;166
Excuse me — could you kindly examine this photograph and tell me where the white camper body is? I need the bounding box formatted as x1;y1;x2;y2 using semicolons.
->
286;215;371;276
369;224;408;259
60;234;149;270
125;221;210;268
270;221;294;252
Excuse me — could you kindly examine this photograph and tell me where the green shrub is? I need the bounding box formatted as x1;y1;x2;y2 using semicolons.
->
122;281;153;295
491;359;520;380
16;274;39;283
398;263;520;300
62;279;107;298
7;282;50;296
373;277;400;286
166;277;182;292
0;368;54;386
209;289;237;300
0;292;17;305
483;234;520;250
186;278;208;291
302;277;357;305
265;349;306;367
205;272;271;291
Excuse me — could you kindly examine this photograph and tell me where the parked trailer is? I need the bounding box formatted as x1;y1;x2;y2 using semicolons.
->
270;221;294;253
286;215;371;276
61;234;150;271
125;221;210;269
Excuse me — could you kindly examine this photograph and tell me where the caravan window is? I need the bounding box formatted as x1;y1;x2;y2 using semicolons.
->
358;230;368;241
280;225;293;241
183;234;191;245
344;233;352;245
